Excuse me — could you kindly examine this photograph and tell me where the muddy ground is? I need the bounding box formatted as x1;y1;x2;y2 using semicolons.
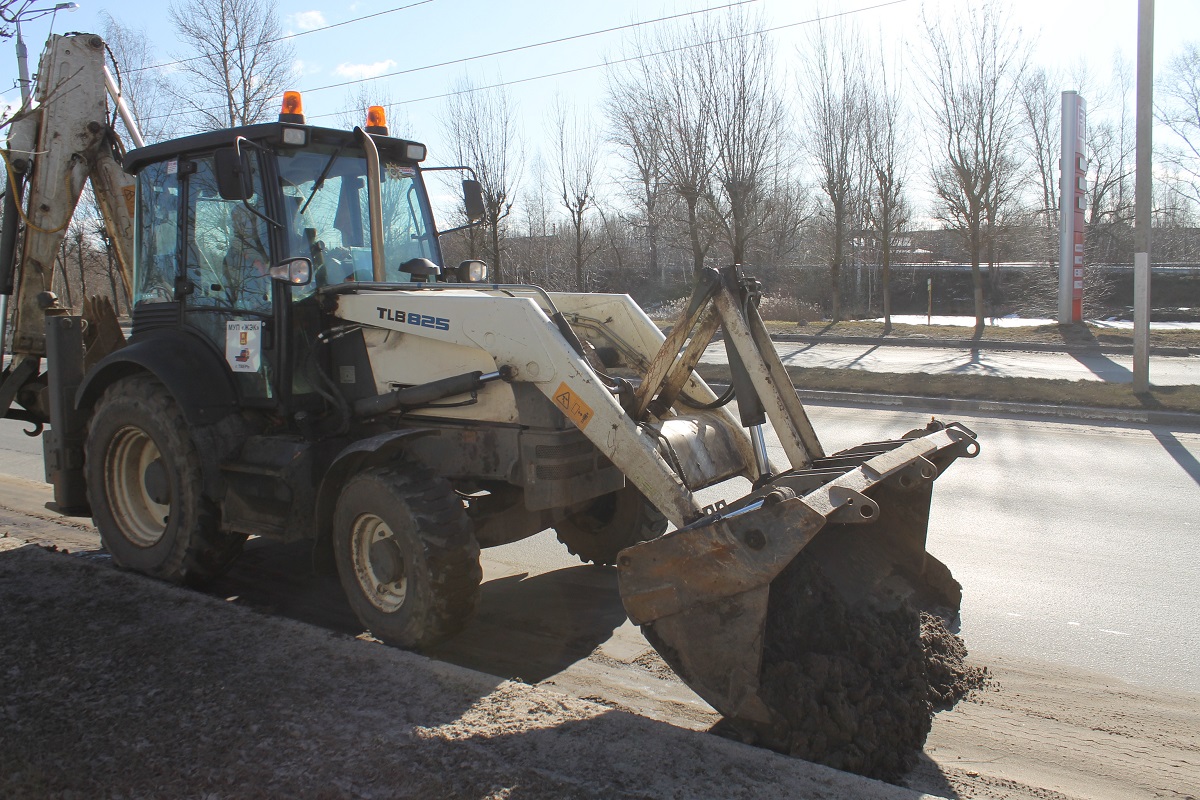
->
1;483;1198;799
0;542;939;800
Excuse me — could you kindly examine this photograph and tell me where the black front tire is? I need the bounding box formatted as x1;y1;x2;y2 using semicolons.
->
553;485;668;566
85;374;244;585
333;465;482;649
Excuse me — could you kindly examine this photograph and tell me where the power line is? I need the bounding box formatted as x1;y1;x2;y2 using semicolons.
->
290;0;759;96
138;0;759;123
308;0;911;119
124;0;436;74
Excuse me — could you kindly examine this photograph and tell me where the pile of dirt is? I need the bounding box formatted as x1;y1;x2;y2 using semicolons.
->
755;552;984;783
921;611;991;709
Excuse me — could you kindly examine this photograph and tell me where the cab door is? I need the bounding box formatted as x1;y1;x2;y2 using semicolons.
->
181;151;278;404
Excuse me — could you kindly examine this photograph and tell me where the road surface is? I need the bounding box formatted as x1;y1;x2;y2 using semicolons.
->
2;405;1198;799
4;402;1197;694
700;340;1200;385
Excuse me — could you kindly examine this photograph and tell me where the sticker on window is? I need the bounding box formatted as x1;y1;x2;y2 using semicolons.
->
225;320;262;372
385;162;416;180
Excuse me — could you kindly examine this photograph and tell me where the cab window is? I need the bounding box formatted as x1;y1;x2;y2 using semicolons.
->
134;160;180;304
277;144;439;296
184;153;272;312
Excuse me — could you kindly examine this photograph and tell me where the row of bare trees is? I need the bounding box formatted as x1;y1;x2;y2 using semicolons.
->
11;0;1200;327
438;3;1200;332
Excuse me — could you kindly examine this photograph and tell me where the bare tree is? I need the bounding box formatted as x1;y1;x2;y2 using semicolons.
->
1015;61;1130;314
800;20;866;322
605;52;668;283
708;10;789;269
1018;67;1064;228
862;41;910;335
627;20;718;275
921;2;1030;338
549;96;601;291
101;12;175;144
441;78;521;282
1157;42;1200;211
515;154;557;287
166;0;295;130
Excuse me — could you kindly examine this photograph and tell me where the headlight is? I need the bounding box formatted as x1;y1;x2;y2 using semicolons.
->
457;259;488;283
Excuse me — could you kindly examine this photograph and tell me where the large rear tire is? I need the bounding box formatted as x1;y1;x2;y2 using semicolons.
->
333;465;482;649
86;374;244;585
554;485;667;566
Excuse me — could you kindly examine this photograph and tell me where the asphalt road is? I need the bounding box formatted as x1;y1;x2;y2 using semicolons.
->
700;340;1200;386
2;401;1198;696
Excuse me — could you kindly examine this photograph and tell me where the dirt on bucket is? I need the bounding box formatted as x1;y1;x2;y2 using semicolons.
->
753;551;988;783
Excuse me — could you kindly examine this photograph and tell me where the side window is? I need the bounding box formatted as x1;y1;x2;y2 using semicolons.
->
134;160;179;304
374;162;437;278
185;153;272;313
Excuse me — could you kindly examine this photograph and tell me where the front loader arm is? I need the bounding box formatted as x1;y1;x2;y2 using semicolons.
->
333;289;708;525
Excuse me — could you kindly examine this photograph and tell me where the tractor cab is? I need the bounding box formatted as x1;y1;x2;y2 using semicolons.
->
120;94;474;411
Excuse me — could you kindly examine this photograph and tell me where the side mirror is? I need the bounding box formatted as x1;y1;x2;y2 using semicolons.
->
400;257;442;283
462;179;485;222
269;256;313;286
215;147;253;200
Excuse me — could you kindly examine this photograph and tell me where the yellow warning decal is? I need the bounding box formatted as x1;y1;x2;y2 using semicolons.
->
553;382;594;430
122;185;136;218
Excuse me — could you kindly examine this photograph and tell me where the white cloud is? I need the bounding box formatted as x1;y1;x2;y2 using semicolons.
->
290;10;326;31
333;60;398;80
293;59;322;77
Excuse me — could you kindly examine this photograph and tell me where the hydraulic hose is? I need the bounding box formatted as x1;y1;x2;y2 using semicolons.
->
354;369;504;418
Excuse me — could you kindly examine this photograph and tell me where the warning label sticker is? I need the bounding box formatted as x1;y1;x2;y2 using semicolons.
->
553;382;594;430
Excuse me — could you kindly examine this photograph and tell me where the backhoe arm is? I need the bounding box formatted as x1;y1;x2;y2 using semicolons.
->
2;33;135;360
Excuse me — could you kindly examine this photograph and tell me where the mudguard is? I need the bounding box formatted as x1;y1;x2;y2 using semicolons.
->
75;328;238;426
313;429;436;550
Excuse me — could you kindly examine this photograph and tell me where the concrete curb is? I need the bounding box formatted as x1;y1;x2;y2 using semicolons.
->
767;332;1195;357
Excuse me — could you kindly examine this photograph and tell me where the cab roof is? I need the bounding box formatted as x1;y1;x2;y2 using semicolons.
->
122;122;427;176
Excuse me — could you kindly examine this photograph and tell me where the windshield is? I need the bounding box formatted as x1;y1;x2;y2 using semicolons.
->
277;144;439;292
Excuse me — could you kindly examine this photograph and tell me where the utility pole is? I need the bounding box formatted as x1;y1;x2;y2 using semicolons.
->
15;17;33;104
1132;0;1154;393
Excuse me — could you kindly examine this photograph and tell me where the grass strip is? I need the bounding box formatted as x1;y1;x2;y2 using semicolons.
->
756;320;1200;350
694;363;1200;415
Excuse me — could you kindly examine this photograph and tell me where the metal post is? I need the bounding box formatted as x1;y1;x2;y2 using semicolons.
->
2;19;31;362
1133;0;1154;393
15;19;31;104
1059;92;1087;324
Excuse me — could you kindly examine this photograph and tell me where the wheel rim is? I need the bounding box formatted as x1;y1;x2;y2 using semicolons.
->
570;492;619;534
350;513;408;613
105;425;171;547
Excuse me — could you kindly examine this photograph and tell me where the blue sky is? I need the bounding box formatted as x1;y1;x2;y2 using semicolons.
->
2;0;1198;214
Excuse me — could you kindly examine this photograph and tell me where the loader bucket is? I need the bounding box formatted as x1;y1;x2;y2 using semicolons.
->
617;420;979;773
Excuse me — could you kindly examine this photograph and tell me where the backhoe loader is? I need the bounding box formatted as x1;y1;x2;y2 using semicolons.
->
1;33;978;767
